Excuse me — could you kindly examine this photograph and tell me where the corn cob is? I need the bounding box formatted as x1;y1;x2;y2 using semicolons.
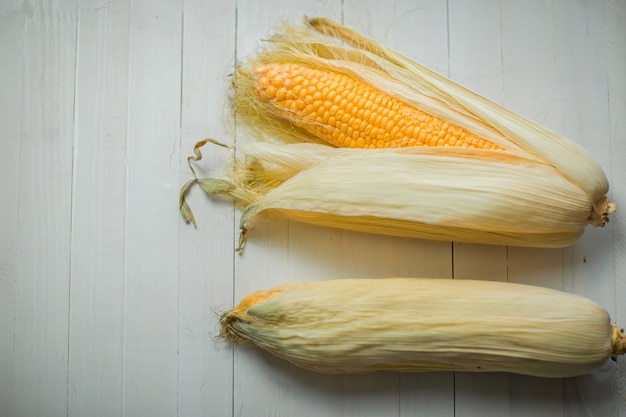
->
221;278;626;377
180;18;615;250
254;63;504;150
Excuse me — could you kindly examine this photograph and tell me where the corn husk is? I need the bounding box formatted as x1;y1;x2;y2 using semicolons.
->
221;278;626;377
180;18;615;250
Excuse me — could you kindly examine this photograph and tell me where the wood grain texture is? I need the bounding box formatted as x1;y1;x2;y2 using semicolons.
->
607;0;626;415
501;1;565;413
447;1;510;415
10;1;77;416
177;1;236;416
122;0;182;415
0;1;623;416
0;1;25;414
67;1;129;416
342;3;456;416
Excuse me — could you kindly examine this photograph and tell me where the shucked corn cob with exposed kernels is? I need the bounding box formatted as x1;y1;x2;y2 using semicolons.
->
180;17;615;250
222;278;626;377
254;63;504;150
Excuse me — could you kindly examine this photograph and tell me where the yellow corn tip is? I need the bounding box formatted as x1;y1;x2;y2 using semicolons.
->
231;289;284;318
255;63;503;150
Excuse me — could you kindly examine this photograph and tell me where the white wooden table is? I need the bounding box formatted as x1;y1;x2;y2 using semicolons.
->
1;1;625;416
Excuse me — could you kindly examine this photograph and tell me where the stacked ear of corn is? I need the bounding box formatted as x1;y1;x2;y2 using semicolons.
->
222;278;626;377
180;17;615;250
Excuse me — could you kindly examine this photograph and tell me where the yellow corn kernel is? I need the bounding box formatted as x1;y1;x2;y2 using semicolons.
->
254;63;503;150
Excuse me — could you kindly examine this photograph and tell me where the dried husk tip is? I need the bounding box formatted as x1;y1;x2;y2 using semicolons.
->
611;325;626;357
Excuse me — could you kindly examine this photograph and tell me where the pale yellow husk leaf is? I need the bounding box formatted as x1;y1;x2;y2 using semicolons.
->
236;142;591;247
181;18;615;249
221;278;626;377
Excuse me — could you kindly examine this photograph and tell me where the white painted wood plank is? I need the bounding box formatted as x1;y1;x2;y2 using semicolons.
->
552;0;615;329
447;0;504;274
232;2;305;415
340;0;453;279
340;3;455;416
10;2;77;416
453;243;507;282
177;1;236;416
607;0;626;413
507;248;565;417
564;361;617;417
341;374;400;417
499;0;562;298
0;1;621;416
232;3;345;416
399;373;454;417
499;1;585;415
122;0;182;415
498;2;564;414
0;2;26;415
503;1;615;415
66;1;130;416
448;0;503;102
550;1;619;415
551;0;615;320
447;1;510;415
342;0;449;76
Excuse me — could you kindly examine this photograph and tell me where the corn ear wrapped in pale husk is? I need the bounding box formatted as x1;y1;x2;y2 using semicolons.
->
221;278;626;377
180;18;615;250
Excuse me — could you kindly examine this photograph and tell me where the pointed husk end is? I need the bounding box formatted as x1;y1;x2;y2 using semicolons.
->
220;289;285;344
220;311;244;344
